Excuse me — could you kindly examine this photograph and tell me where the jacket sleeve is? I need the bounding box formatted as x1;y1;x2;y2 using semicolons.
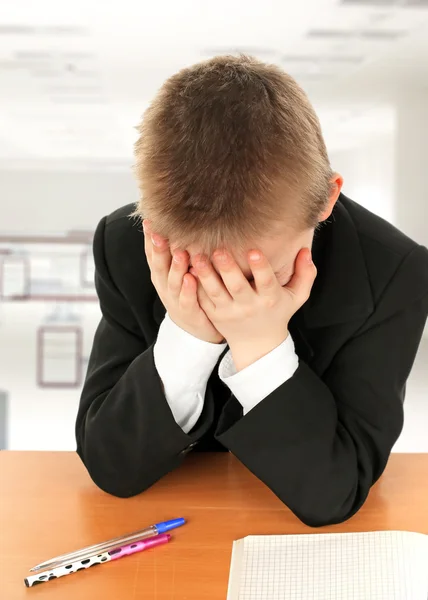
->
215;251;428;527
75;217;215;497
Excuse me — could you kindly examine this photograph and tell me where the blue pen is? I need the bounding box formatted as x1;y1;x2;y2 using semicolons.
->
29;518;186;572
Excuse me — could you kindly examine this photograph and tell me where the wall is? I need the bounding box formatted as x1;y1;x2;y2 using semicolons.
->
0;129;427;450
0;167;138;233
331;130;428;338
330;133;395;224
395;91;428;249
0;167;135;449
0;302;100;450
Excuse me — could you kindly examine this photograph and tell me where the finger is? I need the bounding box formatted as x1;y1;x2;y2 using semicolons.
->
192;254;232;306
211;251;254;301
149;230;172;280
247;250;280;297
284;248;317;303
194;274;215;313
178;273;199;312
142;219;153;265
168;250;190;298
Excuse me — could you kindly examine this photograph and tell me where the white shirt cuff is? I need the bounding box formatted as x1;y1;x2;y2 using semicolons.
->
218;333;299;415
153;312;227;433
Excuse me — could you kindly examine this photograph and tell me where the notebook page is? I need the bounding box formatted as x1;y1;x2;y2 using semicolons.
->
227;531;428;600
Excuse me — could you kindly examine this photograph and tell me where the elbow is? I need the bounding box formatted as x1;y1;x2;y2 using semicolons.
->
93;477;149;499
77;450;154;498
75;414;150;498
76;433;176;499
76;447;156;498
277;476;368;528
289;496;365;527
292;506;361;528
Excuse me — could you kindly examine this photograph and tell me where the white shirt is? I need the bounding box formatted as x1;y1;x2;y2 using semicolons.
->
153;312;299;434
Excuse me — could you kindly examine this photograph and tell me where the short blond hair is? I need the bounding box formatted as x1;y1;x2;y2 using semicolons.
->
133;55;332;255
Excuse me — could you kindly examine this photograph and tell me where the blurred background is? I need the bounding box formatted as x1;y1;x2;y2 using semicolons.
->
0;0;427;452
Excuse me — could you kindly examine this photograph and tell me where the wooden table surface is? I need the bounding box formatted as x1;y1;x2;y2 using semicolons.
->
1;452;427;600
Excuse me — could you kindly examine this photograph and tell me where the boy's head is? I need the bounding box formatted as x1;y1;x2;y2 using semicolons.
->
133;55;342;285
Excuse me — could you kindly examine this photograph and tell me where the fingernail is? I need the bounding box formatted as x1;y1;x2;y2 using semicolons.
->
249;251;261;262
173;253;182;263
151;235;161;247
214;251;228;263
306;249;313;264
195;256;207;269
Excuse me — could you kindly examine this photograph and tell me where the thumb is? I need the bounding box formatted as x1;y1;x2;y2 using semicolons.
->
284;248;317;304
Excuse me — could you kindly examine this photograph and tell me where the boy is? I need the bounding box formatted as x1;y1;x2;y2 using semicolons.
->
75;55;428;527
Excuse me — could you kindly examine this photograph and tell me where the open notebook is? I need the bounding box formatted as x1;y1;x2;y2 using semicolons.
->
227;531;428;600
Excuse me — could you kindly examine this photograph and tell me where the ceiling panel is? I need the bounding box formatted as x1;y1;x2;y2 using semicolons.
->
342;0;428;6
0;0;426;162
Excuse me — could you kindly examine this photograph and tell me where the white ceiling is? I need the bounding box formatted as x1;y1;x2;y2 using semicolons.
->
0;0;427;166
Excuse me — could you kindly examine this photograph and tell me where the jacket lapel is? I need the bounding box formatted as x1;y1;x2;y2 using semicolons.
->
304;195;374;329
295;195;375;373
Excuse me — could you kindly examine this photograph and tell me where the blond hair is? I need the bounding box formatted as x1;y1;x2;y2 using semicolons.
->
132;55;332;255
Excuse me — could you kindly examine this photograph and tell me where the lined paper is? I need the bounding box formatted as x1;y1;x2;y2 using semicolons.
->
227;531;428;600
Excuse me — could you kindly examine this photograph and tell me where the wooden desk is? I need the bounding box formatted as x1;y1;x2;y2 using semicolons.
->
1;452;427;600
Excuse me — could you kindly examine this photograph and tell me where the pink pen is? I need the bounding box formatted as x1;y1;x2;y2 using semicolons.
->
24;534;171;588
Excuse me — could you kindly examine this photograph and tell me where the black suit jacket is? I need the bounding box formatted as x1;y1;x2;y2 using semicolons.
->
76;194;428;526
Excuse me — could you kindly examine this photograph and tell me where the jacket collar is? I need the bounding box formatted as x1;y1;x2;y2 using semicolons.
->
302;194;374;329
